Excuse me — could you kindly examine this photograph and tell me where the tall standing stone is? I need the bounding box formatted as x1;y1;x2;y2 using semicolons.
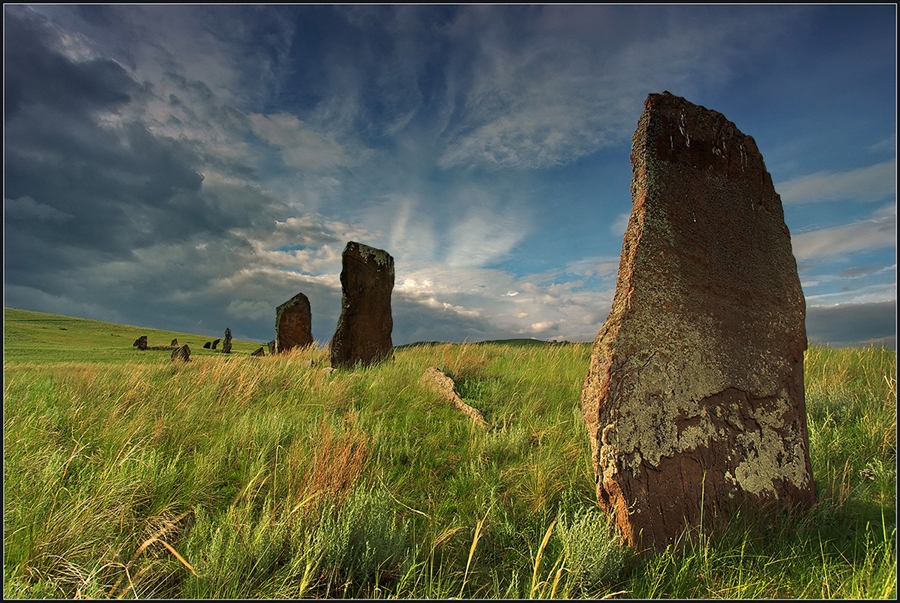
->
275;292;314;353
330;241;394;369
222;328;232;354
581;92;814;550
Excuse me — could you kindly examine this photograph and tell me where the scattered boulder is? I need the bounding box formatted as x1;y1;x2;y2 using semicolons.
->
251;346;266;357
267;340;276;355
171;344;191;362
170;338;178;347
203;341;211;349
132;335;148;350
330;241;395;369
580;91;814;550
222;328;232;354
422;367;488;428
275;292;314;353
211;338;221;350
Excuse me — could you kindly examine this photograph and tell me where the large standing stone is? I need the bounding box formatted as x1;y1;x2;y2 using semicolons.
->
222;328;232;354
581;92;814;550
330;241;394;369
132;335;148;350
275;292;314;353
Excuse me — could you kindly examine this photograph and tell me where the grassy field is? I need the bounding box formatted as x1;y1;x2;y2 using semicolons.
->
3;307;896;598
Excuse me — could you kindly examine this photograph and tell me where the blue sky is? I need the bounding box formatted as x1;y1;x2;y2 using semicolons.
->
4;4;896;347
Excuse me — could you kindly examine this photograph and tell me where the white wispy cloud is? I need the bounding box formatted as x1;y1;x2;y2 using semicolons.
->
248;113;354;171
436;6;784;170
791;203;896;261
805;282;897;308
777;160;896;204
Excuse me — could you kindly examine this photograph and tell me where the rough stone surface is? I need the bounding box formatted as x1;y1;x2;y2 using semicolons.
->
171;344;191;362
251;346;266;357
211;339;221;350
267;340;276;355
580;91;814;551
203;341;211;349
222;328;232;354
275;292;314;353
330;241;395;369
133;335;148;350
170;338;178;347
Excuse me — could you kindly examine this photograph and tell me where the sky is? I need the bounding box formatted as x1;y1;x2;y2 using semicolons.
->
4;4;897;348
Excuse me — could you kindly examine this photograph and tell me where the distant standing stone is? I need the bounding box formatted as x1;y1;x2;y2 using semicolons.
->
330;241;394;369
211;339;221;350
251;346;266;357
222;328;232;354
171;344;191;362
133;335;148;350
267;340;276;355
203;341;211;349
170;338;178;347
580;91;814;551
275;292;314;353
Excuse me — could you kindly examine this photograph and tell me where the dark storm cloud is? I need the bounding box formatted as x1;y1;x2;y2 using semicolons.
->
806;301;897;348
4;8;137;119
4;9;281;275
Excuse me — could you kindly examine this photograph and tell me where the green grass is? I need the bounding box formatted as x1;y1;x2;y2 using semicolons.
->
3;307;896;598
2;308;266;364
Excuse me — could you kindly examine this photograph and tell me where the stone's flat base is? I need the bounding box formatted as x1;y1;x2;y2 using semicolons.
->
581;92;814;550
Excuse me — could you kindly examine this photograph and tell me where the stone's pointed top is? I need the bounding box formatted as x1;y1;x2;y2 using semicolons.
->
278;291;310;309
344;241;394;269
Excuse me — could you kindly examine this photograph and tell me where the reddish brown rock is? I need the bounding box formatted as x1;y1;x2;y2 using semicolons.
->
330;241;394;369
275;292;314;353
581;92;814;551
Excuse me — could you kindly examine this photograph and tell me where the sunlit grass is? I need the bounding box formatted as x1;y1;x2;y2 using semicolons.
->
3;310;896;598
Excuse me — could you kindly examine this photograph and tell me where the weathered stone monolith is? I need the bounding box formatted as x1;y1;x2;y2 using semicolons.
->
581;91;814;551
222;328;232;354
211;339;221;350
203;341;211;349
170;338;179;347
132;335;148;350
251;346;266;357
330;241;394;369
267;340;276;355
171;344;191;362
275;292;314;353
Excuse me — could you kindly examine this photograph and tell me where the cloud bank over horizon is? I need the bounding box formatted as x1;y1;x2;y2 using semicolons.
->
4;5;896;348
